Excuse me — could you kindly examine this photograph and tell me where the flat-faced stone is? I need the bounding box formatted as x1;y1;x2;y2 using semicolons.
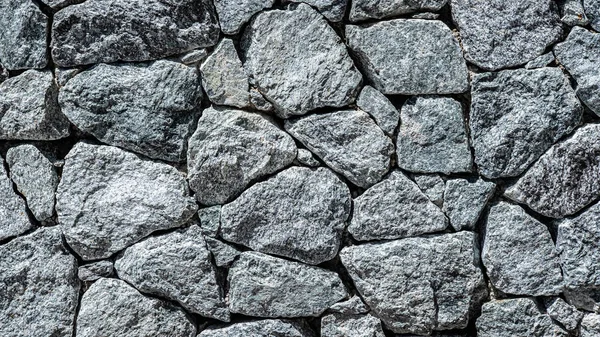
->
214;0;276;35
545;297;584;331
582;313;600;337
198;205;221;238
321;313;385;337
443;178;495;231
414;174;445;207
205;237;241;267
558;0;590;26
349;0;447;22
78;260;114;282
328;296;370;315
199;320;314;337
565;288;600;312
356;85;399;136
524;53;555;69
0;155;32;240
585;0;600;30
286;0;347;21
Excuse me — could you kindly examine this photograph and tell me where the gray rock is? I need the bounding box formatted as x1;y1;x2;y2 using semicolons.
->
178;48;208;65
356;85;399;136
0;0;48;70
76;278;196;337
0;62;7;83
285;110;393;188
349;170;448;241
397;96;472;174
349;0;447;22
286;0;348;21
0;228;79;337
249;88;274;112
55;67;82;87
214;0;276;35
228;252;348;317
505;124;600;218
6;145;58;222
321;313;385;337
341;232;486;335
411;12;440;19
199;206;221;238
414;174;445;207
40;0;84;10
187;107;297;205
0;70;70;140
443;178;495;231
51;0;220;67
114;226;229;321
243;4;362;118
582;313;600;337
0;155;32;240
470;68;582;179
296;149;320;167
585;0;600;30
524;53;555;69
205;237;241;267
545;297;584;331
328;296;370;315
57;142;197;260
558;0;590;26
346;19;468;95
482;202;564;296
77;260;114;282
198;319;314;337
451;0;563;70
221;166;350;264
565;288;600;312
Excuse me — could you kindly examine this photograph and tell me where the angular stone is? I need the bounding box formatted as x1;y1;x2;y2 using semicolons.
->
0;155;32;241
0;0;48;70
178;48;208;65
200;39;250;108
470;68;582;178
451;0;562;70
198;206;221;238
205;237;240;267
443;178;495;231
76;278;196;337
55;67;82;87
187;107;296;205
565;288;600;312
397;96;472;174
586;0;600;30
582;313;600;337
328;296;370;315
51;0;220;67
483;202;564;296
57;143;197;260
0;70;70;140
341;232;486;335
524;52;555;69
349;0;447;22
505;124;600;218
414;174;445;207
0;62;7;83
0;228;79;337
40;0;84;10
243;4;362;118
214;0;276;35
558;0;590;26
346;19;468;95
349;170;448;241
6;145;58;222
249;88;274;112
59;60;201;162
321;313;385;337
228;252;348;317
285;110;393;188
77;260;114;282
356;85;399;136
221;166;350;264
286;0;348;21
296;149;320;167
199;320;314;337
545;297;584;331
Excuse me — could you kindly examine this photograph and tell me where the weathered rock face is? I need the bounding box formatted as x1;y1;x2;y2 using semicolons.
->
199;319;314;337
451;0;563;70
198;206;221;237
221;166;350;265
346;19;469;95
328;296;370;315
356;85;399;136
214;0;276;35
443;178;495;231
76;278;196;337
40;0;84;10
59;60;201;162
545;297;584;331
296;148;320;167
340;232;486;335
242;4;362;118
565;288;600;312
414;174;445;207
585;0;600;30
0;228;79;337
51;0;220;67
285;110;394;188
0;155;32;240
286;0;348;21
205;237;241;267
557;0;590;26
228;252;348;317
581;313;600;337
321;313;385;337
470;68;582;179
505;124;600;218
349;0;447;22
0;63;8;83
187;107;296;205
524;52;555;69
57;143;197;260
78;260;114;282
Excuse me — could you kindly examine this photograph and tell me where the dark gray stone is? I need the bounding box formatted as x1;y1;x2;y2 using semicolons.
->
581;313;600;337
524;53;555;69
356;85;399;136
0;154;32;241
77;260;114;282
198;206;221;238
286;0;348;21
443;178;495;231
349;0;447;22
205;237;241;267
558;0;590;26
414;174;445;207
214;0;276;35
545;297;584;331
411;12;440;19
565;288;600;312
321;313;385;337
585;0;600;30
199;320;314;337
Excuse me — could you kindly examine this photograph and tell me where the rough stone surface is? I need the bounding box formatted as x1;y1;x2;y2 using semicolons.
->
558;0;590;26
286;0;348;21
581;313;600;337
0;63;8;83
40;0;84;10
51;0;220;67
0;228;79;337
198;206;221;238
178;48;208;65
524;52;555;69
356;85;399;136
57;143;197;260
205;237;241;267
346;19;468;95
482;202;564;296
285;110;393;188
565;288;600;312
55;67;82;87
340;232;486;335
412;12;440;19
199;320;314;337
349;170;448;241
221;166;350;264
76;278;196;337
321;313;385;337
414;174;445;207
59;60;201;162
296;149;320;167
586;0;600;30
451;0;563;70
242;4;362;118
349;0;447;22
0;155;32;240
443;178;495;231
229;252;348;317
470;68;582;179
328;296;370;315
214;0;276;35
187;107;296;205
545;297;584;331
78;260;114;282
249;88;274;112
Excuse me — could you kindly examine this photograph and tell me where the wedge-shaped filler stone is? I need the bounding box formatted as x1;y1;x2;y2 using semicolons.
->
286;0;348;22
187;107;296;205
57;143;198;260
221;166;350;265
214;0;276;35
199;319;314;337
228;252;348;317
356;85;399;136
340;232;486;335
0;154;32;240
242;4;362;118
59;60;202;162
321;313;385;337
346;19;468;95
349;0;447;22
443;178;495;231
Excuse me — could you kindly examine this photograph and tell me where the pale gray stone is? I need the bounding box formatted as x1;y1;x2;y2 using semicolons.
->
214;0;276;35
0;155;32;241
0;228;79;337
55;67;82;87
179;48;208;65
76;278;196;337
187;107;297;205
57;143;197;260
328;296;370;315
221;166;350;265
581;313;600;337
470;68;582;179
249;88;274;112
349;170;448;241
321;313;385;337
411;12;440;19
77;260;114;282
340;232;486;335
524;53;555;69
557;0;590;26
286;0;348;21
40;0;84;10
443;178;495;231
243;4;362;118
545;297;584;331
199;206;221;238
205;237;241;267
51;0;220;67
296;149;320;167
414;174;445;207
350;0;447;21
285;110;394;188
199;319;314;337
451;0;563;70
346;19;468;95
565;288;600;312
228;252;348;317
585;0;600;30
356;85;399;136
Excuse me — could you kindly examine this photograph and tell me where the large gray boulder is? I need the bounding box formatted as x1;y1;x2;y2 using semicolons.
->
0;154;32;240
443;178;495;231
286;0;348;21
356;85;399;136
349;0;447;22
214;0;276;35
57;143;197;260
199;320;314;337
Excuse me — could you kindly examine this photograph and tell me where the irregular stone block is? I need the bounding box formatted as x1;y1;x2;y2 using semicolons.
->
321;313;385;337
205;237;240;267
356;85;399;136
565;288;600;312
349;0;447;22
199;319;314;337
77;260;114;282
286;0;348;21
214;0;276;35
443;178;495;231
545;297;584;331
198;205;221;238
557;0;590;26
585;0;600;30
414;174;445;207
0;155;32;241
581;313;600;337
328;296;370;315
40;0;84;10
524;52;555;69
0;62;7;83
296;149;320;167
